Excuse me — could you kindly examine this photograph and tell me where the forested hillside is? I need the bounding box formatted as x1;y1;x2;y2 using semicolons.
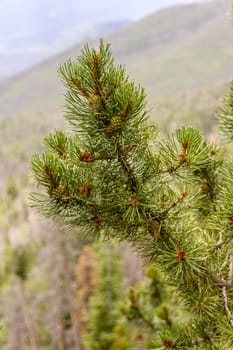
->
0;0;232;117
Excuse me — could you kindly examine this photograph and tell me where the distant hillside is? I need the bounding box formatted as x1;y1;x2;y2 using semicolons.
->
0;0;201;79
0;20;129;79
110;0;233;98
0;0;232;118
0;80;229;181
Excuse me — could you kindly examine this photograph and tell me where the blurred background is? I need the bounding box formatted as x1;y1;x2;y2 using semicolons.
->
0;0;198;78
0;0;232;348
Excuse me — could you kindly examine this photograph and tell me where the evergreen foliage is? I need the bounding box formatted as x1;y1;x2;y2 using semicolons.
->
83;246;131;350
5;175;18;200
218;81;233;141
13;245;35;282
121;265;174;348
31;41;233;349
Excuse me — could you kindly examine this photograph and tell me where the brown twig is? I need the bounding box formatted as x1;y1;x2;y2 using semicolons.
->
214;236;233;250
222;286;233;327
163;192;188;215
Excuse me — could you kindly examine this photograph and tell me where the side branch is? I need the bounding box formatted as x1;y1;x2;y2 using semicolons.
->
222;286;233;327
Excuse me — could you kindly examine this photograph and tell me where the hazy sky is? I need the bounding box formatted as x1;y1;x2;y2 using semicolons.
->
0;0;199;77
0;0;195;37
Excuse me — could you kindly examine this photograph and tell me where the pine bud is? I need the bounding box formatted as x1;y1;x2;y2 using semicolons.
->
79;184;92;196
92;217;101;227
228;216;233;225
176;249;186;261
130;195;139;207
163;340;177;348
81;152;92;163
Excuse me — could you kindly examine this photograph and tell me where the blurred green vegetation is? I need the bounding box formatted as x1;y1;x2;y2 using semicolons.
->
0;82;227;182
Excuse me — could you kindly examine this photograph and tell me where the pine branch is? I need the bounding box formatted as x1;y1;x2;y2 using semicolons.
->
222;286;233;328
31;41;233;348
218;81;233;141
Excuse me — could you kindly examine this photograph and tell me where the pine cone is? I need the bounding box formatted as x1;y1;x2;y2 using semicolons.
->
106;116;123;135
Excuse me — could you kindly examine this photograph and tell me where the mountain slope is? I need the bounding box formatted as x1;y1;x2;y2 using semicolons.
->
109;0;232;98
0;0;232;117
0;20;129;79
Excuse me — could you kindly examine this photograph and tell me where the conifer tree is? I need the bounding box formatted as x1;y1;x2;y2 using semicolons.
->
14;247;39;350
121;265;174;349
83;245;131;350
31;41;233;349
218;81;233;141
76;245;99;342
